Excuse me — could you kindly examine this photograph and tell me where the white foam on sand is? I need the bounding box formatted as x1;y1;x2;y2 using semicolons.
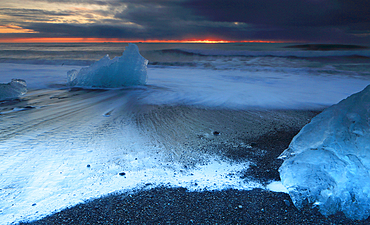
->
0;90;262;224
1;139;261;224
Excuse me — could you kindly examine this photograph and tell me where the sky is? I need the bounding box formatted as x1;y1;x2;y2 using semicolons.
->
0;0;369;44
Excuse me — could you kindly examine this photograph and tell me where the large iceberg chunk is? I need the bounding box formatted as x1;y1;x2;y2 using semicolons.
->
67;43;148;88
0;79;27;100
279;84;370;220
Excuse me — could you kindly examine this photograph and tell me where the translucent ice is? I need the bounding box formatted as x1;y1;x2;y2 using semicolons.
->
0;79;27;100
67;43;148;88
279;84;370;220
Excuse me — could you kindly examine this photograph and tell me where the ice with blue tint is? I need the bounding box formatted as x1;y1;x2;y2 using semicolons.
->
0;79;27;100
67;44;148;88
279;84;370;220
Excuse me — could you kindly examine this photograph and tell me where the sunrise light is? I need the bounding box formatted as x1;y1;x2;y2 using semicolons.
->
0;25;39;34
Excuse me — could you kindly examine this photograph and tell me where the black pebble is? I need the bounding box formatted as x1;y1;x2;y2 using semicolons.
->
87;164;91;168
119;172;126;176
213;131;220;136
32;203;36;206
250;142;257;147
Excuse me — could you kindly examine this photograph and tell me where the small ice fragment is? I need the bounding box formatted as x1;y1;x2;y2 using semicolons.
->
103;109;114;117
283;199;291;206
0;79;27;100
279;84;370;220
266;181;288;193
67;43;148;88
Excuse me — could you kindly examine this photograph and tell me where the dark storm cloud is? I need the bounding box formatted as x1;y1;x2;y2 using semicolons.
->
184;0;340;26
183;0;370;43
22;18;243;40
108;0;370;42
110;0;253;40
2;0;370;43
112;1;201;39
23;23;135;38
14;0;247;40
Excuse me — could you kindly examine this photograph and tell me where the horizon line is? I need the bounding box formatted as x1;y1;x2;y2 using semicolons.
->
0;37;287;44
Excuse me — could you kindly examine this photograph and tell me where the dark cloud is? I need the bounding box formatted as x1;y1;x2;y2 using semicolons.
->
25;23;135;38
109;1;254;40
42;0;112;5
184;0;340;26
183;0;370;43
22;19;241;41
0;8;71;18
0;8;82;24
19;1;241;40
1;0;370;43
112;1;199;39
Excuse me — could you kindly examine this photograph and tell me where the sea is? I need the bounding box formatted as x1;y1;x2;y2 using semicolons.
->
0;42;370;224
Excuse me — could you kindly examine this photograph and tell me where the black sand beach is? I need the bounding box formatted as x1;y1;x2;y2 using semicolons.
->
16;106;370;225
18;187;370;225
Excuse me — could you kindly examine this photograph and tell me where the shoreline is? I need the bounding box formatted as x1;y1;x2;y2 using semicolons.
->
15;105;369;224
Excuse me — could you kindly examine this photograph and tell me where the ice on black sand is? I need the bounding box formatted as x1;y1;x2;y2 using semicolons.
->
279;84;370;220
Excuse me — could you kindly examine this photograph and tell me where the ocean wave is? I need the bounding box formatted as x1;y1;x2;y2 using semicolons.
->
1;43;370;71
178;48;370;58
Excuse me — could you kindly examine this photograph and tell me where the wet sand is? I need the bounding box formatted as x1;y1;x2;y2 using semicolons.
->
16;105;370;224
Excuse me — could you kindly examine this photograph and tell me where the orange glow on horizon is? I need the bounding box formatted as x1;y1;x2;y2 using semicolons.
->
0;37;285;44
